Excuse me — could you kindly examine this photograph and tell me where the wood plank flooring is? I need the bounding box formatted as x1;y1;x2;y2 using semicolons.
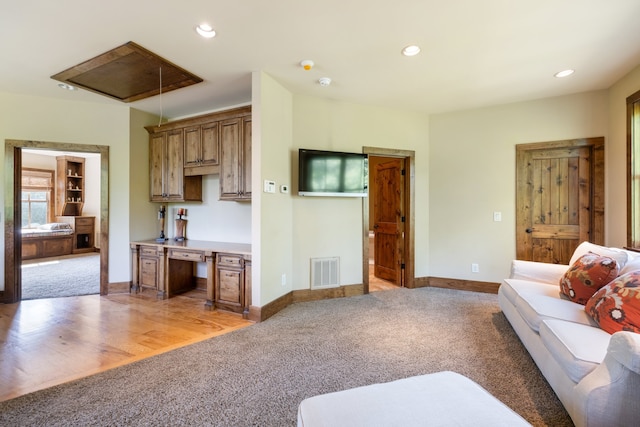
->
0;289;253;402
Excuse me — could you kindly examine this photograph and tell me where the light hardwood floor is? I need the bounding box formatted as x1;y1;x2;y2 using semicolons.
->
0;289;253;402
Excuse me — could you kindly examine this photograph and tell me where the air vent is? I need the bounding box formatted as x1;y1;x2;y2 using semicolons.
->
311;257;339;289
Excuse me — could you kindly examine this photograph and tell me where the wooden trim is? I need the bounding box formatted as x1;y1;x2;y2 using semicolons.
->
627;89;640;249
247;292;293;322
107;282;131;294
413;276;430;288
4;140;109;303
293;284;364;303
362;147;416;290
427;277;500;294
145;106;252;133
246;284;366;322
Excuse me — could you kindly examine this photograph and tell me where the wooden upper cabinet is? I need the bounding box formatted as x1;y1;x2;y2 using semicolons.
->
148;129;202;202
220;115;252;201
146;105;250;202
184;122;220;176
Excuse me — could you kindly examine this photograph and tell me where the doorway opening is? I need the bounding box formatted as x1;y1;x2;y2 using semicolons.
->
3;140;109;304
362;147;415;293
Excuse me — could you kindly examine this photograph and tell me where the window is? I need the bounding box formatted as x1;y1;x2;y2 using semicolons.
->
21;168;54;228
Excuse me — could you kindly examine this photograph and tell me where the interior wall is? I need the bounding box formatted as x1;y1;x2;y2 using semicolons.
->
428;91;609;285
290;95;429;292
253;72;294;306
0;92;130;291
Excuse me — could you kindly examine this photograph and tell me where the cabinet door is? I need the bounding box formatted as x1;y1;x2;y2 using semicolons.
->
219;118;242;200
149;132;166;201
240;117;252;199
183;126;201;168
165;129;185;200
140;256;160;289
215;254;245;312
201;121;220;166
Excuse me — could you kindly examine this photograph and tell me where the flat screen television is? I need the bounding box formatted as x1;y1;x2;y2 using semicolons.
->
298;149;368;197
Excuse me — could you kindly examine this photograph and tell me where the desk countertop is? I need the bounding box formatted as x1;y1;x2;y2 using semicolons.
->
131;239;251;258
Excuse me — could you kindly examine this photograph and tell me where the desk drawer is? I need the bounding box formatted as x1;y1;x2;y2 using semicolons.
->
169;249;204;262
75;217;94;227
140;246;160;256
217;254;243;268
76;225;93;235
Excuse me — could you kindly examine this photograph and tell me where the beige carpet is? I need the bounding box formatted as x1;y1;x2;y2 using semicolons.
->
0;287;573;426
21;253;99;300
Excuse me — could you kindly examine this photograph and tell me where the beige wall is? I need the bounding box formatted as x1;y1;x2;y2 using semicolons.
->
0;92;130;290
429;91;610;284
252;72;295;305
290;94;430;290
3;63;640;302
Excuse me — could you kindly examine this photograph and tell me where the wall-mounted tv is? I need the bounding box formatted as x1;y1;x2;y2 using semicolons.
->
298;149;368;197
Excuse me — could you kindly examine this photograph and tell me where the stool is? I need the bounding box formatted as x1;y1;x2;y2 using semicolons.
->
297;371;531;426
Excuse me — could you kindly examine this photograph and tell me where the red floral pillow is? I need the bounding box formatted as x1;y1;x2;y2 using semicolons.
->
585;271;640;334
559;252;619;305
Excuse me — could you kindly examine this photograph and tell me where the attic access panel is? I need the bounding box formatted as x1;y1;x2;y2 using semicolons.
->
51;41;203;103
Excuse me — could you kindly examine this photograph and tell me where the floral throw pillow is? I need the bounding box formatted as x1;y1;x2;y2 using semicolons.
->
585;271;640;334
559;252;619;305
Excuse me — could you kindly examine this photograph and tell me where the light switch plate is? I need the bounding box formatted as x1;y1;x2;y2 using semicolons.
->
263;180;276;193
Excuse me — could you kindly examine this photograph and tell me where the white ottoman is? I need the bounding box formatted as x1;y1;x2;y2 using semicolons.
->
297;371;531;426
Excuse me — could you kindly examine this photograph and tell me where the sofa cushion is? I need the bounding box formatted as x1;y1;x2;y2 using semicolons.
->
569;241;628;269
501;279;559;306
515;293;595;332
539;319;610;383
619;254;640;276
559;253;619;305
585;271;640;334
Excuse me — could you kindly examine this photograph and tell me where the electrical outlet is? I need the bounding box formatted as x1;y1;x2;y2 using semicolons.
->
493;211;502;222
281;273;287;286
471;263;479;273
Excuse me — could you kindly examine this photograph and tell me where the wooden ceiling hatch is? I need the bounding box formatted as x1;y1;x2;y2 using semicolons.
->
51;41;203;102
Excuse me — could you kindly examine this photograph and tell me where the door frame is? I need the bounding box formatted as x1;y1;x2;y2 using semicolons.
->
2;140;109;303
362;146;415;292
515;137;604;262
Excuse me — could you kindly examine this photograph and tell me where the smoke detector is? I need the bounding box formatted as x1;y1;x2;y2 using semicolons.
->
300;60;314;70
318;77;331;87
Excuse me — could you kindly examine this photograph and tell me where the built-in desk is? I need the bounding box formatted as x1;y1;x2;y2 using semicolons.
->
130;240;252;317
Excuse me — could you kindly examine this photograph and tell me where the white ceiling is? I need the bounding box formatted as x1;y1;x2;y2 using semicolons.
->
2;0;640;119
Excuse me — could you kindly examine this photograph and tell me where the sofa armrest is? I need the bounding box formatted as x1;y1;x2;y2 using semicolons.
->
509;260;569;284
608;331;640;375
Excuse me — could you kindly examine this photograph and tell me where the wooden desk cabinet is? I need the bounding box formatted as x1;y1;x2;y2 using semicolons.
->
130;240;251;317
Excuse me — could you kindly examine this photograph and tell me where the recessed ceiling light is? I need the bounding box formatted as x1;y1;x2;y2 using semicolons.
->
196;23;216;38
57;83;76;91
402;45;421;57
554;69;575;78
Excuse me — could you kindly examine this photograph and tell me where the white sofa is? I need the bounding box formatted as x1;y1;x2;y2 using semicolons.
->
499;242;640;427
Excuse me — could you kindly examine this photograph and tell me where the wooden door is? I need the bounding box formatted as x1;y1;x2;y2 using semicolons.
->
516;138;604;264
373;159;404;284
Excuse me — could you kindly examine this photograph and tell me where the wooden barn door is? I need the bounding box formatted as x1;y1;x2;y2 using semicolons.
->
516;138;604;264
